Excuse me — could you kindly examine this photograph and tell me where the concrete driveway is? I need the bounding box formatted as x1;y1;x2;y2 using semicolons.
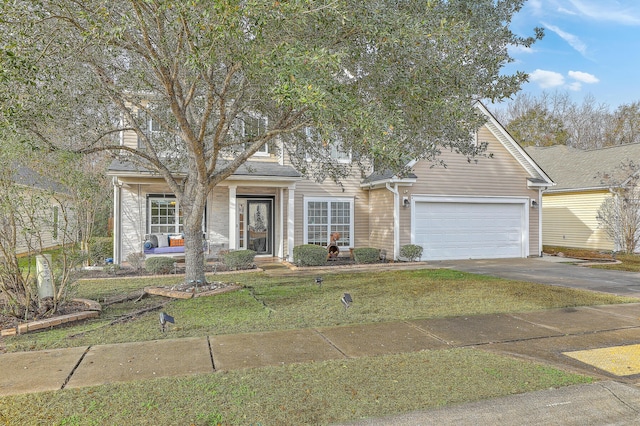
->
434;256;640;298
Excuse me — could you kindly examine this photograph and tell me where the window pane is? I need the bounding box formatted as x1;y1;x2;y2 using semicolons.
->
330;201;350;246
149;198;179;234
307;201;328;245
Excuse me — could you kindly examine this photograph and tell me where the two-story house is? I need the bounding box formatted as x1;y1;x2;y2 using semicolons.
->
108;102;554;264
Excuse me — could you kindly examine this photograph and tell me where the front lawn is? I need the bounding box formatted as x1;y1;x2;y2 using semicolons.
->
2;268;634;353
0;267;633;425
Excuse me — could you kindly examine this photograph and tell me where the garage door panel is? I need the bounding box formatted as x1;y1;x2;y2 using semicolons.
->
413;201;525;261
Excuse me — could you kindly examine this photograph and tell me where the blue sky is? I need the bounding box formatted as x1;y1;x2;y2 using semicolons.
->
501;0;640;109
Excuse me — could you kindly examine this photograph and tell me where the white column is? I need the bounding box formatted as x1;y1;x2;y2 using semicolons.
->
112;178;122;264
228;185;237;250
278;188;284;258
287;185;295;260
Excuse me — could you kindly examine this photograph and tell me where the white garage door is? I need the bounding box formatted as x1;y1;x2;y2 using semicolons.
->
413;197;527;261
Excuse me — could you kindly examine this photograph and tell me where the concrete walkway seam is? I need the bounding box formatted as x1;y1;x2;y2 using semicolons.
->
60;346;92;390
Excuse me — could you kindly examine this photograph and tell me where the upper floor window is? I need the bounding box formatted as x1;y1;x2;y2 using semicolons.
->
305;127;351;163
237;114;269;155
137;111;166;149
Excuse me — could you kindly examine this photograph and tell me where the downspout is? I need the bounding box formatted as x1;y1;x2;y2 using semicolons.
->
538;187;544;257
385;183;400;261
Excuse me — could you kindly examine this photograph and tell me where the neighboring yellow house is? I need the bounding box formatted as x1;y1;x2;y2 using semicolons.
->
526;144;640;252
108;102;554;264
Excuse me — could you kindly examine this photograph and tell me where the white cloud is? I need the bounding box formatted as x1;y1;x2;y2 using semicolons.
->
568;82;582;91
557;7;578;16
508;44;535;55
529;69;599;91
568;70;599;84
542;22;588;56
529;69;565;88
529;0;543;14
568;0;640;25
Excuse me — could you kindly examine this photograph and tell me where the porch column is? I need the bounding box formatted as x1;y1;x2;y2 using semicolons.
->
112;178;122;264
287;184;295;261
228;185;237;250
278;188;284;259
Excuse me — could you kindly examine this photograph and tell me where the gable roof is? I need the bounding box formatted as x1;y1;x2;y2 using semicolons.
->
362;101;555;188
525;143;640;192
474;102;554;187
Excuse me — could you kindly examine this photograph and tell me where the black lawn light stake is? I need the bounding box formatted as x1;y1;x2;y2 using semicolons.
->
159;312;175;332
341;293;352;310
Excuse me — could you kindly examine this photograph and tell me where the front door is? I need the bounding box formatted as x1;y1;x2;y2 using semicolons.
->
238;198;273;255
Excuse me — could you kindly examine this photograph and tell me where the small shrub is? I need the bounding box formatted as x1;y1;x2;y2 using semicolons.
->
353;247;380;264
221;250;256;270
89;237;113;265
126;252;146;271
400;244;423;262
103;264;121;275
145;257;176;274
293;244;327;266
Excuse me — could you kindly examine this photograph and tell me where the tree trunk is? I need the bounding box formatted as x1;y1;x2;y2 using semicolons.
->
182;191;207;284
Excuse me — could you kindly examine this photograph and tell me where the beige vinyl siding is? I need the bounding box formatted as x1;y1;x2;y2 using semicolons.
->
368;188;395;257
120;184;147;260
122;128;138;149
542;190;614;251
404;126;541;254
294;172;369;251
207;186;230;250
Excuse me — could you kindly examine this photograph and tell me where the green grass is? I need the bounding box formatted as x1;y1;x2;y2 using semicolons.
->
0;349;592;426
0;267;632;425
3;269;634;352
592;253;640;272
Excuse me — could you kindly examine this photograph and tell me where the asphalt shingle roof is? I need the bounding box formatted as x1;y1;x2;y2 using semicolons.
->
525;144;640;192
108;159;301;179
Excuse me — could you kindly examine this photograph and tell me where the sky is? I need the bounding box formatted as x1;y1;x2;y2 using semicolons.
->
500;0;640;109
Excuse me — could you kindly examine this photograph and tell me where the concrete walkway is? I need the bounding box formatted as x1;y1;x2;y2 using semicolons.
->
4;303;640;423
3;257;640;425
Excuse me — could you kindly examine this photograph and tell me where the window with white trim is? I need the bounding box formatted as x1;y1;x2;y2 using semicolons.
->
238;114;269;155
304;197;353;248
137;112;165;149
305;127;351;163
148;196;183;234
147;195;207;234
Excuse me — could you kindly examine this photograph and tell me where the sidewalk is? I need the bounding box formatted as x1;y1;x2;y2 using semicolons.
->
3;302;640;423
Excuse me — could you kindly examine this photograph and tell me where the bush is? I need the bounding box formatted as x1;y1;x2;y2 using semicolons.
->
353;247;380;264
400;244;423;262
221;250;256;270
293;244;327;266
89;237;113;265
145;257;176;274
126;252;146;271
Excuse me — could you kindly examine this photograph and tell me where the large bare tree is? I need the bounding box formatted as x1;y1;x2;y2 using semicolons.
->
1;0;541;283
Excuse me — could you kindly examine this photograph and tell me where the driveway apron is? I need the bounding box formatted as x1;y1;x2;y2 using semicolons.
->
434;257;640;298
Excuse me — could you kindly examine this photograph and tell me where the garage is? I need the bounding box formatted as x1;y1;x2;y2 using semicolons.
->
412;196;529;261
